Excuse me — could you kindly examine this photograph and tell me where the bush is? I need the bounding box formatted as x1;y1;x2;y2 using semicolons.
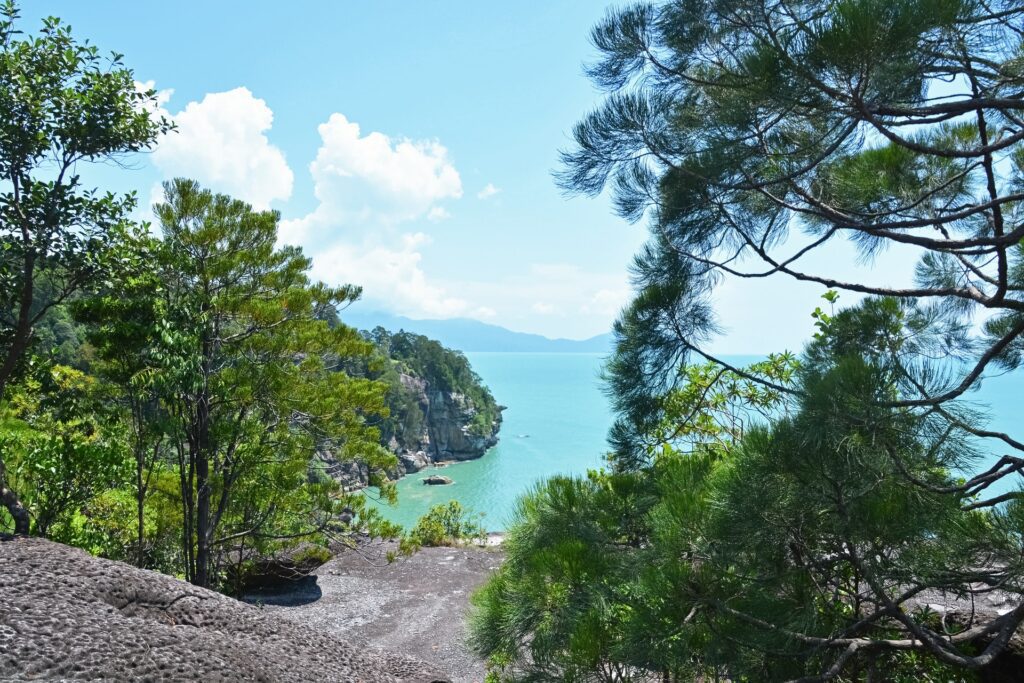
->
401;501;486;553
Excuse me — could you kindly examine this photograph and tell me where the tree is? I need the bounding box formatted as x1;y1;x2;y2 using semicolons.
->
152;178;394;588
472;0;1024;679
0;1;170;534
0;362;130;538
72;235;176;566
563;0;1024;466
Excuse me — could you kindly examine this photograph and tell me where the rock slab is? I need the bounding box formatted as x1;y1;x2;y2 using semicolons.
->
0;536;449;682
248;543;504;683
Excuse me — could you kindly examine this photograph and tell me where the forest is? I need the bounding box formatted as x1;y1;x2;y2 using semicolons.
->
3;0;1024;681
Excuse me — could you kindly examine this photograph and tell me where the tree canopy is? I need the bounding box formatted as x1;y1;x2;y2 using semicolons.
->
0;1;170;534
472;0;1024;680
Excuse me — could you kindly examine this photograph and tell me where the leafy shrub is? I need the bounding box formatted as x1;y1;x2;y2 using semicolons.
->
400;501;487;553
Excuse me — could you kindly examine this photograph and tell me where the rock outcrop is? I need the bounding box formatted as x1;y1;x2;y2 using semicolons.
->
396;372;502;469
331;372;503;489
0;536;448;682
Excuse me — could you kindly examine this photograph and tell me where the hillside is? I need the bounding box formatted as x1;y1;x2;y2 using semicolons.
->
327;327;504;487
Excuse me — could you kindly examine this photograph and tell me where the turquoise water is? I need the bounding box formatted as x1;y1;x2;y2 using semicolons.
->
366;352;612;531
366;352;1022;531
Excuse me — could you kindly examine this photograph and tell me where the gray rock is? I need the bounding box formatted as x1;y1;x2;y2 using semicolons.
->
0;536;448;682
399;450;431;474
249;542;505;683
328;372;503;489
422;475;453;486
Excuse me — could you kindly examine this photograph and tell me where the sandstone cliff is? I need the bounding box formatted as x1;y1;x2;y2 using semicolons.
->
326;329;504;488
329;371;503;488
390;372;503;473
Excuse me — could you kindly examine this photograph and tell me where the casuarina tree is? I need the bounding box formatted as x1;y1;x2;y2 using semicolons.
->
471;1;1024;680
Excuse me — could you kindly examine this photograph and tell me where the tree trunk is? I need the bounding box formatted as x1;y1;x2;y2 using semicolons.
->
177;438;195;583
0;253;36;535
193;332;213;587
195;442;210;587
136;452;145;566
0;457;30;535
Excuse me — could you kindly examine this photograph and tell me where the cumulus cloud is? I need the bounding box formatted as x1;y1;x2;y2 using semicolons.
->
291;113;461;236
150;86;293;209
309;233;468;318
477;183;501;200
279;113;467;318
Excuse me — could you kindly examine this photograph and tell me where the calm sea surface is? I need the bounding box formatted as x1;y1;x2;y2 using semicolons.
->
367;353;1021;531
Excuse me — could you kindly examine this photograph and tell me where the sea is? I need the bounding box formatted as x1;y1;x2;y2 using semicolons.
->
366;352;1022;532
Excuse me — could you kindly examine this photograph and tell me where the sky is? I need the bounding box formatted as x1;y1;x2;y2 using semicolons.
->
24;2;918;352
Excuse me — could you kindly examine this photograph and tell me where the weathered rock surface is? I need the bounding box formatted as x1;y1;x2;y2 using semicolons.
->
392;374;501;466
333;372;503;489
422;475;453;486
246;542;504;683
0;536;449;682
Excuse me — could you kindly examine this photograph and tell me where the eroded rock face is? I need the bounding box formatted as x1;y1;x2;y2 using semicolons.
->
0;536;449;682
332;372;502;488
422;385;500;462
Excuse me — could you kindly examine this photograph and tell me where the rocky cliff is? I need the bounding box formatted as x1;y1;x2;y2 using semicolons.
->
389;372;502;474
325;329;504;488
331;372;503;488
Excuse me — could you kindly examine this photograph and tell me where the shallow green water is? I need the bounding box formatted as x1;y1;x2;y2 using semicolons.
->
366;352;613;531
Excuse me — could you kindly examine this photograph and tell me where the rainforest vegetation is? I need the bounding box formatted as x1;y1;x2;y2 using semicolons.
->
4;0;1024;680
0;2;495;591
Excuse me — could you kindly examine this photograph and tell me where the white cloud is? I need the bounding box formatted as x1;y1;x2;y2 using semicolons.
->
292;113;461;235
135;80;174;111
477;183;501;200
280;113;467;318
427;206;451;222
532;302;557;315
310;232;468;318
150;87;293;209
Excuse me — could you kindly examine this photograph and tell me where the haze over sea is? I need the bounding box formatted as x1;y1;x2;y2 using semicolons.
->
370;352;1021;532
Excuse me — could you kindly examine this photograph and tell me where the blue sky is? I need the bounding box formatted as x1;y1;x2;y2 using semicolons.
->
24;2;916;352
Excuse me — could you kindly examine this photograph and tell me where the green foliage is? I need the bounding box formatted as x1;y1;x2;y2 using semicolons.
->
123;178;397;587
2;177;406;590
470;471;661;682
1;363;130;537
472;299;1020;680
514;0;1024;678
400;500;486;553
0;0;170;384
0;0;170;534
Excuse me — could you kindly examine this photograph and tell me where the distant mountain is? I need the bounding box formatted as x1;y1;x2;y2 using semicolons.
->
338;311;613;354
